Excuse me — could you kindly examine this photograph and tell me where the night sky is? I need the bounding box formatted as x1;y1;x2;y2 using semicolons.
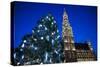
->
12;1;97;55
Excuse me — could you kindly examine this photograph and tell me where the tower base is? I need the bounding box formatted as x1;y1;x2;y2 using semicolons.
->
64;50;77;62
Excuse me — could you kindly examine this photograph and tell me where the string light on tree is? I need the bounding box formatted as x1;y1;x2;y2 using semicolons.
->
13;14;63;65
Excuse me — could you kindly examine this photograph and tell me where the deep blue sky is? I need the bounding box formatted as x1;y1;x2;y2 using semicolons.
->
12;1;97;55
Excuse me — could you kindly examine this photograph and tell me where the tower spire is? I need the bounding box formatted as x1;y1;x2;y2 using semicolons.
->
62;8;76;62
63;8;68;20
62;8;75;50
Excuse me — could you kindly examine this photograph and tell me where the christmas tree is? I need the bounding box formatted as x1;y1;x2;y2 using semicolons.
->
13;13;64;65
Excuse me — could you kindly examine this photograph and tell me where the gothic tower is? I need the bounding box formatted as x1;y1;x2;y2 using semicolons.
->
62;8;77;62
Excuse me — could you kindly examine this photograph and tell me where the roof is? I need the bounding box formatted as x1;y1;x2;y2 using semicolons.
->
74;43;90;50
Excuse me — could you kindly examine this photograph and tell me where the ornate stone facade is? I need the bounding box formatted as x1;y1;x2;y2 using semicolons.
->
62;8;96;62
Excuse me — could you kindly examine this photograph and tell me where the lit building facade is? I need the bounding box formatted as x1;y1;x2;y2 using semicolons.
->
62;8;77;62
75;42;96;61
62;9;96;62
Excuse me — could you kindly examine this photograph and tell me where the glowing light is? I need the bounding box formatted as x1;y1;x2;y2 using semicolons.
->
54;20;56;23
55;50;58;54
91;48;93;51
34;38;37;41
46;16;48;19
57;35;60;39
14;53;16;59
17;62;20;65
46;35;49;41
41;37;44;40
64;40;68;42
45;52;48;62
40;63;43;64
32;30;34;33
52;32;53;35
52;32;55;35
52;39;54;45
22;43;24;48
23;40;26;43
34;47;38;50
50;58;52;63
20;49;23;51
45;27;47;30
48;18;51;21
51;22;53;25
25;62;30;65
52;17;54;20
22;55;24;59
42;19;44;22
37;30;40;32
39;24;42;28
72;48;76;51
65;47;68;50
57;29;59;33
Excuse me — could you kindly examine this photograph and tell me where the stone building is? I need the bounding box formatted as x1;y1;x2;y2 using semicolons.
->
62;8;96;62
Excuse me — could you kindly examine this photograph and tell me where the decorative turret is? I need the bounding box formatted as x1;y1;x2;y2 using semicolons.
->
87;41;93;51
